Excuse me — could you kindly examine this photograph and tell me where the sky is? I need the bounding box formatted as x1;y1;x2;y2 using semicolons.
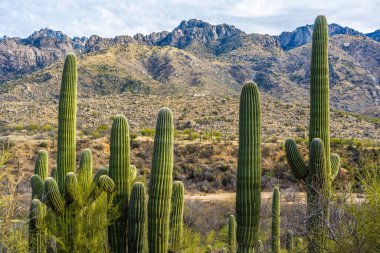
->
0;0;379;38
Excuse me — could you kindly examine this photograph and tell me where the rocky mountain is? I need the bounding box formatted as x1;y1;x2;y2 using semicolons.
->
367;29;380;42
0;19;379;116
278;23;362;50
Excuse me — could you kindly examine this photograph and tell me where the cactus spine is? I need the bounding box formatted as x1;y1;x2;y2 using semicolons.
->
228;215;237;253
108;115;130;253
271;187;280;253
128;182;146;253
236;82;261;253
148;107;174;253
170;181;184;252
284;16;340;253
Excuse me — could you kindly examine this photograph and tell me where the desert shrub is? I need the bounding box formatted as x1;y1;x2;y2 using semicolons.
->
140;128;155;137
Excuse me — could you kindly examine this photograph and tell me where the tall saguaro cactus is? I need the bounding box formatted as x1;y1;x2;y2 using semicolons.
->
271;187;280;253
148;107;174;253
128;182;146;253
170;181;184;252
284;16;340;253
108;115;130;253
228;215;237;253
236;82;261;253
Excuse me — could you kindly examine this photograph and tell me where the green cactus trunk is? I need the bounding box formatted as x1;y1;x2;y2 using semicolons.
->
236;82;261;253
148;108;174;253
170;181;184;252
57;53;77;194
108;115;130;253
228;215;237;253
128;182;146;253
271;187;280;253
29;199;46;253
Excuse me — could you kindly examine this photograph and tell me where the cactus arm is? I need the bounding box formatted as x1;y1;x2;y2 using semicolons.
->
129;165;137;181
330;154;340;180
31;175;44;201
98;175;115;193
170;181;185;251
29;199;46;253
65;172;81;206
78;149;93;193
285;139;307;180
43;177;64;213
93;167;109;182
50;166;57;181
34;150;48;180
128;182;146;253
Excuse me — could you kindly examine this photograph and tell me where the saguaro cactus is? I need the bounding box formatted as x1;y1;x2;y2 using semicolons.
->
271;187;280;253
228;215;237;253
170;181;184;252
29;199;46;253
128;182;146;253
284;16;340;253
236;82;261;253
108;115;130;253
148;108;174;253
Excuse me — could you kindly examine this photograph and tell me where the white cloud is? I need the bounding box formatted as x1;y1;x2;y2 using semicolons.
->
0;0;378;38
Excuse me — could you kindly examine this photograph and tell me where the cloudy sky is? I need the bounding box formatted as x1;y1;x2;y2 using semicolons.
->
0;0;379;38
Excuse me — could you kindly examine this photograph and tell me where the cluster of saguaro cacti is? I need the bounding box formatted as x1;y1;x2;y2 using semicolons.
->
29;54;115;252
284;15;340;253
28;53;186;253
236;81;262;252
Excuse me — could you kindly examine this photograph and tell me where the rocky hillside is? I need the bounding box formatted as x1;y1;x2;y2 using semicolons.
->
0;19;380;116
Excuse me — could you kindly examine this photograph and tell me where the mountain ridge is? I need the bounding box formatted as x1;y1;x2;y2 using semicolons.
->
1;19;379;117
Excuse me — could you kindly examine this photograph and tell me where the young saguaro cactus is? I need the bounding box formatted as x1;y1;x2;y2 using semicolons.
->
170;181;185;252
228;215;237;253
29;199;46;253
148;107;174;253
271;187;280;253
128;182;146;253
108;115;130;253
284;16;340;253
236;82;261;253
